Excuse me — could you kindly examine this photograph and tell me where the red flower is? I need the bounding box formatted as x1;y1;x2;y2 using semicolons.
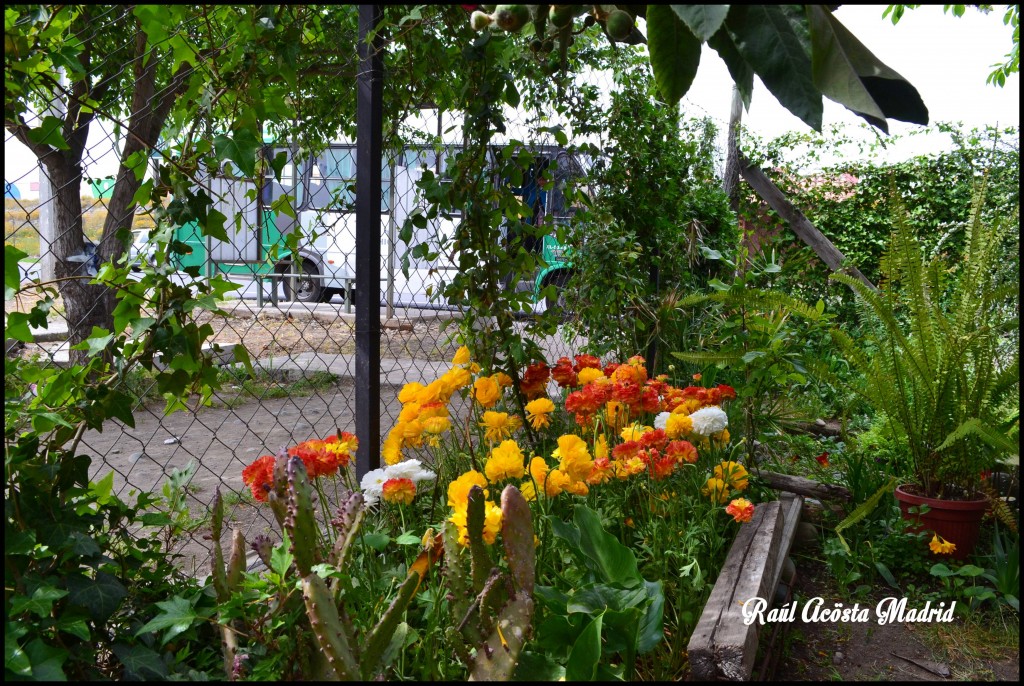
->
612;441;641;461
460;4;479;11
638;428;667;450
241;454;276;502
603;363;620;377
520;362;551;399
574;354;601;371
666;440;698;464
552;357;578;387
716;384;737;401
815;451;830;467
611;380;642;405
639;386;661;413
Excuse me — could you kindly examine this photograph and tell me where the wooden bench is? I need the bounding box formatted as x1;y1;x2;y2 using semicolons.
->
687;492;804;681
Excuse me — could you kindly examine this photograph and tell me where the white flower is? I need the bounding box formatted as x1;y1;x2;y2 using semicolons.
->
654;412;670;431
360;467;388;506
689;406;729;437
384;459;436;484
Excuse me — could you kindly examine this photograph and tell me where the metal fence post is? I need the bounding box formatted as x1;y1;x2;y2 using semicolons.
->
355;4;383;479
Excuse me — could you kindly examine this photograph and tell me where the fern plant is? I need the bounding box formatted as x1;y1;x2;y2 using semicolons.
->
830;193;1019;499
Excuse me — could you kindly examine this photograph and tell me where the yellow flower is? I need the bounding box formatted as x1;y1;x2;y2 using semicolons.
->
714;461;749;491
494;372;513;388
400;420;425;448
419;401;448;420
382;478;417;506
416;378;449;405
525;398;556;430
604;401;629;430
398;382;425;404
929;534;957;555
398;402;422;423
577;367;604;385
422;416;452;435
441;366;472;392
665;413;693;439
554;434;593;483
447;470;488;508
594;433;609;460
620;424;652;442
714;428;731;447
483;501;503;544
485;440;526;482
544;468;572;497
452;345;471;366
473;376;501;408
673;399;703;416
565;480;590;496
382;431;404;465
480;411;522;443
519;480;537;502
469;362;482;374
703;477;730;504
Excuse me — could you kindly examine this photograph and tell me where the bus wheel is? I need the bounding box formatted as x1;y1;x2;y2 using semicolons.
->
283;259;322;303
544;270;573;316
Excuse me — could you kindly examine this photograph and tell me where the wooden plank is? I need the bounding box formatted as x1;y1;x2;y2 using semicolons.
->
767;493;804;603
688;501;785;681
755;469;852;501
738;155;877;291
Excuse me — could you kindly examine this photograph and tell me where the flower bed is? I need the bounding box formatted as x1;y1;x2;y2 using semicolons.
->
234;349;761;680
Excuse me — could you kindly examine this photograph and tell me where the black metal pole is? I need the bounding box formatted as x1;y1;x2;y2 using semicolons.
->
355;4;383;479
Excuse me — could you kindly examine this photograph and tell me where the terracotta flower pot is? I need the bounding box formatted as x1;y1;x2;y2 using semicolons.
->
894;485;988;561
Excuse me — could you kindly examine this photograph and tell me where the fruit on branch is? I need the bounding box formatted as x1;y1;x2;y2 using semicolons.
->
471;10;494;31
605;8;634;40
493;5;531;32
549;4;575;29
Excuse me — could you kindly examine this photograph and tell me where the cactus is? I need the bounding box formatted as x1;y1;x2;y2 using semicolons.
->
284;455;322;576
211;488;247;679
443;484;537;681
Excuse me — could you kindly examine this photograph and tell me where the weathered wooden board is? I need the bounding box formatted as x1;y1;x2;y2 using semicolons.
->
755;469;852;501
688;501;786;681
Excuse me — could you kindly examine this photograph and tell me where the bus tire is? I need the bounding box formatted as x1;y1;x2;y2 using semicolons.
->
282;259;322;303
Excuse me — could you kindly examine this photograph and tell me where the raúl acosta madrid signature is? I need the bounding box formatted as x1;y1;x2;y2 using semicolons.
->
741;596;956;626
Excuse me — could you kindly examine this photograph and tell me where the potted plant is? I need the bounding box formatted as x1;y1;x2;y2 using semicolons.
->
829;196;1019;560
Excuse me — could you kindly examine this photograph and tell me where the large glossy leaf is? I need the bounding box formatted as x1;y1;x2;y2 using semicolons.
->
565;613;603;682
707;28;753;110
647;5;702;103
637;580;666;653
671;5;730;42
726;5;822;130
807;5;928;133
573;506;641;587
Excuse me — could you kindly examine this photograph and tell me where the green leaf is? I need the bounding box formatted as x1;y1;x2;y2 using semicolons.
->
806;5;928;132
270;535;295;578
5;631;32;677
214;129;261;178
232;344;255;378
69;326;113;356
5;311;33;342
55;613;91;641
362;532;390;551
647;5;702;103
136;596;198;644
671;5;730;42
5;245;27;299
66;572;127;622
395;533;421;546
567;584;646;615
24;639;67;681
573;506;640;587
10;587;69;618
707;28;753;109
565;613;603;682
929;563;956;578
513;651;566;681
957;564;986;577
726;5;822;130
637;580;665;654
112;643;168;681
26;115;70;150
203;208;229;243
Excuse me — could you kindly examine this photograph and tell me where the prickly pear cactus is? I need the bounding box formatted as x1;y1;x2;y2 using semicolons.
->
443;484;537;681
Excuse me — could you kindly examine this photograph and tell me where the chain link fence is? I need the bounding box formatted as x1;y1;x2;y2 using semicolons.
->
6;7;667;572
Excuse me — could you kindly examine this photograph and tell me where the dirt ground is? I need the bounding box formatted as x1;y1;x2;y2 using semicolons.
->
773;556;1020;682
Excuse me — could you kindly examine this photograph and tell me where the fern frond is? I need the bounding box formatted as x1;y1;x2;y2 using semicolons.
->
980;478;1018;535
835;477;897;554
936;417;1019;455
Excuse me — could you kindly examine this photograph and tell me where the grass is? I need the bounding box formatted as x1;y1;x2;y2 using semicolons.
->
921;607;1020;680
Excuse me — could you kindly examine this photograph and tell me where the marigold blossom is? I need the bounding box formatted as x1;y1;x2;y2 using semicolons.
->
524;397;556;430
382;478;417;505
726;498;755;523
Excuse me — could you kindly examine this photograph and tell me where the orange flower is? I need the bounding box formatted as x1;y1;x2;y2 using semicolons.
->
288;434;354;479
382;478;417;505
726;498;755;523
666;440;698;464
473;376;501;408
815;451;830;467
241;454;276;502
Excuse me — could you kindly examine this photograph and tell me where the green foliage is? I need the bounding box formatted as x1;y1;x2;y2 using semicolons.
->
567;55;736;371
828;192;1019;497
474;5;929;133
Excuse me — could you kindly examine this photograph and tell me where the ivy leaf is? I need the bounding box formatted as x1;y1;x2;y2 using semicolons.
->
203;208;229;243
66;572;127;622
726;5;822;131
214;129;261;178
112;643;168;681
136;596;199;644
647;5;702;103
671;5;730;42
806;5;928;133
10;587;69;618
24;639;68;682
5;245;27;299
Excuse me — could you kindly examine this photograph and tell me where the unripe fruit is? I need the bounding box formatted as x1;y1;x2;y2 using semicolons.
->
493;5;530;32
583;14;596;27
470;10;493;31
549;5;575;29
606;9;634;41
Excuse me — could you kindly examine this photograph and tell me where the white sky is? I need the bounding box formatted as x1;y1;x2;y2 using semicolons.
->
5;5;1019;198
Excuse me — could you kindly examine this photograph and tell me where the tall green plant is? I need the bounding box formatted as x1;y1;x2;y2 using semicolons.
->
829;194;1019;498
